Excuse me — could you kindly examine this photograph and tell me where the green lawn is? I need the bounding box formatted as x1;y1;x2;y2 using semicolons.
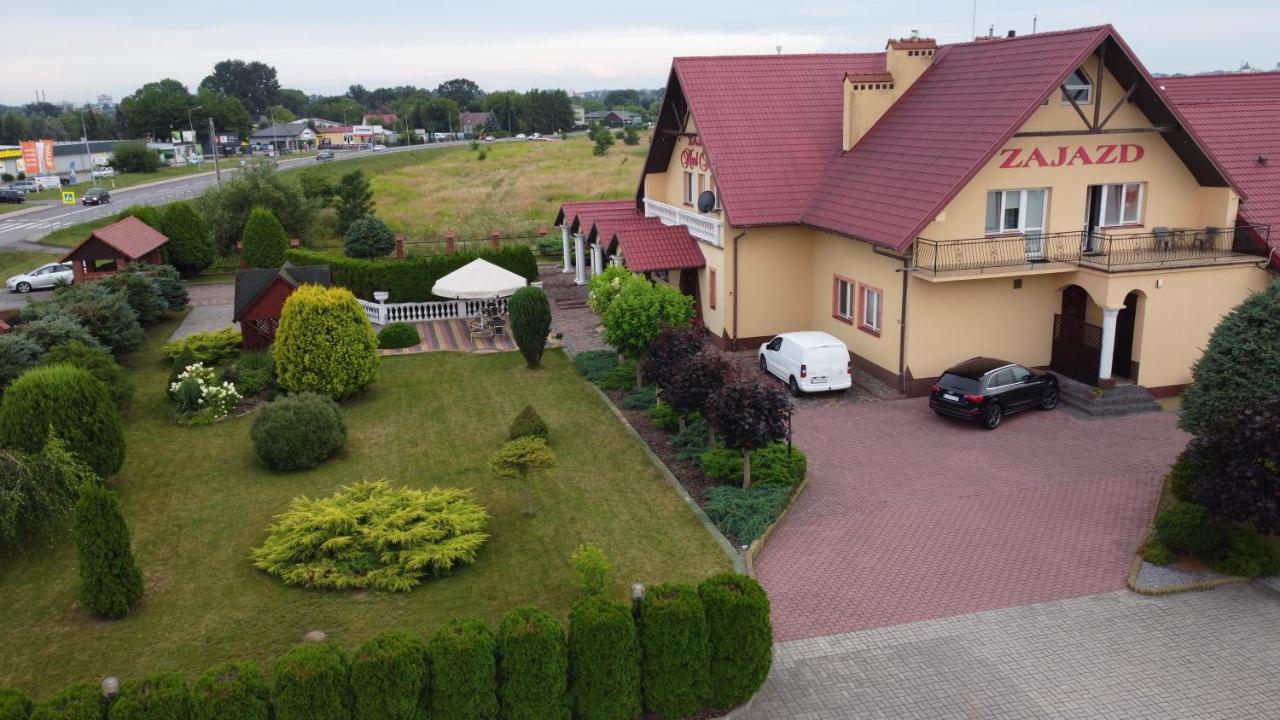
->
0;249;61;281
0;319;730;696
23;164;215;202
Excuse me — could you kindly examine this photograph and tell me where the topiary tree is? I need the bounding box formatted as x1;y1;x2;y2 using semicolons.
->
705;378;790;489
272;284;379;400
47;284;143;354
28;684;102;720
570;543;610;597
191;661;271;720
641;325;706;391
99;272;165;327
12;314;103;354
698;573;772;708
427;619;498;720
241;207;289;269
586;265;632;316
1180;281;1280;436
637;583;709;718
350;631;428;720
44;341;134;409
72;482;144;619
334;170;374;236
1180;398;1280;533
489;436;556;516
568;595;641;720
507;404;548;441
665;349;731;434
160;201;217;277
602;276;695;386
344;215;395;258
251;393;346;471
496;607;569;720
108;672;191;720
509;286;552;368
0;333;44;394
0;364;125;477
273;643;350;720
0;434;92;547
0;689;31;720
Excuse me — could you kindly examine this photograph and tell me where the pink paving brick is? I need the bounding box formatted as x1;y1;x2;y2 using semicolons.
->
754;399;1188;641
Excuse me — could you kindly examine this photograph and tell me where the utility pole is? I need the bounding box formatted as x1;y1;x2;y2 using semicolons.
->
80;110;98;188
208;116;222;186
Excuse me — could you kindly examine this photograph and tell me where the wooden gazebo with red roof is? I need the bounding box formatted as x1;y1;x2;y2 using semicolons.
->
61;216;168;283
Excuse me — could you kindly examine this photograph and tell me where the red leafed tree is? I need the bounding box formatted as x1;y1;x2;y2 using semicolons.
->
664;349;732;433
705;378;790;488
641;325;708;391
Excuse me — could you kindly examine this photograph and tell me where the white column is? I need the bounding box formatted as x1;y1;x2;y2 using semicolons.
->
574;233;587;285
561;226;573;273
1098;306;1121;382
591;244;604;276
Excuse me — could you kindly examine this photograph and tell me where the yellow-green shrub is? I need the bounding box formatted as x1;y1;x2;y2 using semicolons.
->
272;284;379;400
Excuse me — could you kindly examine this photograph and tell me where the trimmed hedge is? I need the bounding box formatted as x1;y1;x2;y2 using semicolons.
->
29;684;101;720
637;583;709;718
285;246;538;302
0;689;31;720
0;364;125;477
190;661;270;720
350;631;428;720
496;607;569;720
428;619;498;720
273;643;350;720
507;405;548;441
699;574;772;708
251;393;346;471
377;322;421;350
568;595;641;720
107;672;190;720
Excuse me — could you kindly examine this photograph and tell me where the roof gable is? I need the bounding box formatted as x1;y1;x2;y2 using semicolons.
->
63;216;168;262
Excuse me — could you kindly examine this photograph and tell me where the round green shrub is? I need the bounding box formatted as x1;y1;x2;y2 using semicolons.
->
273;643;350;720
377;323;420;350
567;595;640;720
507;404;548;442
251;393;346;471
496;607;569;720
427;619;498;720
241;207;290;269
350;631;428;720
29;684;101;720
160;202;216;276
638;583;709;718
1211;522;1280;578
699;447;743;484
0;333;44;394
190;661;270;720
13;314;104;354
48;284;144;354
107;672;190;720
699;573;772;708
44;341;134;409
73;482;144;619
227;352;275;398
0;364;125;477
99;273;165;328
1167;454;1207;501
1140;534;1173;566
647;402;679;433
752;443;807;487
509;286;551;368
0;689;31;720
272;285;379;400
344;215;396;258
1154;501;1224;555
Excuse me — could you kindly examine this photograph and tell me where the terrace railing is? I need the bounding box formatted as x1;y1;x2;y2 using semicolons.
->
642;198;723;247
357;296;510;326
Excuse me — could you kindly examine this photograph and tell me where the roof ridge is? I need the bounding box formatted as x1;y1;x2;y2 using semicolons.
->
940;23;1112;49
674;51;884;62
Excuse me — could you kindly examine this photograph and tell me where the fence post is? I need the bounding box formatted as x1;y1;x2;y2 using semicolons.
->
446;232;455;255
491;230;501;251
395;234;404;259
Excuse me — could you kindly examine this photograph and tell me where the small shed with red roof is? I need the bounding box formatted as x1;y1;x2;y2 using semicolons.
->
233;263;332;349
61;216;168;283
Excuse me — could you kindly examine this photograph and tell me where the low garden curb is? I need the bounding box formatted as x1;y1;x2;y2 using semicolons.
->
745;472;811;577
1125;554;1248;596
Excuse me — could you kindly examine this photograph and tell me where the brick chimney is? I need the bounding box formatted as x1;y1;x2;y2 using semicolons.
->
843;34;938;151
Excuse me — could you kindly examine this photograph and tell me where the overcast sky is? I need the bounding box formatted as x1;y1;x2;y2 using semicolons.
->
5;0;1277;105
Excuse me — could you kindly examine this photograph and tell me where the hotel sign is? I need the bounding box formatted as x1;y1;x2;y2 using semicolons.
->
998;144;1145;169
679;135;709;171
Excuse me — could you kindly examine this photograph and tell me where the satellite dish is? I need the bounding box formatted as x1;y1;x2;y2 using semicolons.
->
697;190;716;213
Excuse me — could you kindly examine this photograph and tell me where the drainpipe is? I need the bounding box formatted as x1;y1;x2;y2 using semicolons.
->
898;251;911;394
731;228;747;350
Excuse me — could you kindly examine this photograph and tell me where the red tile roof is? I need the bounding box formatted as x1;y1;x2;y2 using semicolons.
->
63;216;168;261
557;201;705;272
1161;72;1280;262
886;38;938;50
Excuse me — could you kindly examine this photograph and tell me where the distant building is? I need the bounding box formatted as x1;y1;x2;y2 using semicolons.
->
363;112;398;126
459;112;491;135
585;109;644;127
249;122;316;152
573;105;586;127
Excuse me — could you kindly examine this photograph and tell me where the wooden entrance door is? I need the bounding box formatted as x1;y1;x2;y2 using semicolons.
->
679;269;702;322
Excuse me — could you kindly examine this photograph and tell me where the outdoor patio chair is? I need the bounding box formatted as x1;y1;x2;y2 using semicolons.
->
468;316;492;337
1153;227;1172;251
490;315;506;336
1197;227;1218;252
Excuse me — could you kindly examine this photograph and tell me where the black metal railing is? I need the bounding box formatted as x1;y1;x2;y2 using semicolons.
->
916;224;1270;274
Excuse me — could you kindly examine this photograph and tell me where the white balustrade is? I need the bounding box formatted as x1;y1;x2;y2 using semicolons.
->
358;297;510;326
642;197;723;247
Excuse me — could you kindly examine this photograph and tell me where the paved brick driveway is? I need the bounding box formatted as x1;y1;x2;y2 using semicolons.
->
755;399;1188;641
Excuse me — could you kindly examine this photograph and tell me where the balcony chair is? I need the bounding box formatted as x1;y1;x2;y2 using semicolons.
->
1153;227;1172;251
1197;227;1218;252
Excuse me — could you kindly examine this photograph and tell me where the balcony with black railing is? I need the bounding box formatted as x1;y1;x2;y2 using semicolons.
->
915;224;1272;277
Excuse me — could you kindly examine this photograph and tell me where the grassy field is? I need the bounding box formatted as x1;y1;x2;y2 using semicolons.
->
0;318;730;696
296;135;649;243
0;249;61;280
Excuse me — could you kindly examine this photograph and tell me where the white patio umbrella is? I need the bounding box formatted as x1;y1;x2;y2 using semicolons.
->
431;258;528;299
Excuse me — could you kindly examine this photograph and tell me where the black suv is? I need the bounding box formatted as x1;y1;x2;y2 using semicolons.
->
929;357;1059;430
82;187;111;205
0;189;24;204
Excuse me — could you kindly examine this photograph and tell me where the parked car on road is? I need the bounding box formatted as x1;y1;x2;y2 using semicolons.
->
91;166;115;178
6;262;73;293
82;187;111;205
372;144;386;151
929;357;1059;430
758;331;853;395
9;180;37;193
316;150;334;161
0;189;24;204
515;133;527;139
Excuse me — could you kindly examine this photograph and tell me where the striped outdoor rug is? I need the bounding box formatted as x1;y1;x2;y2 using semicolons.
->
379;319;518;355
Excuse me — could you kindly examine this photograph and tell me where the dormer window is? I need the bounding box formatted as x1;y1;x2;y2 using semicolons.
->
1061;69;1092;105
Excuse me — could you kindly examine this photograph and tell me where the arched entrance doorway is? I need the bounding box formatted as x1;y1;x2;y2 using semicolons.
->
1111;291;1140;381
1050;284;1102;384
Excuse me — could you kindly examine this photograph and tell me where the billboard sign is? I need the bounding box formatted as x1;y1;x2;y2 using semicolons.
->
20;139;56;175
352;124;374;135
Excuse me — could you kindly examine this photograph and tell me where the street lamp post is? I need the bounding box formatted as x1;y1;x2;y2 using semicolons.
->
80;110;97;188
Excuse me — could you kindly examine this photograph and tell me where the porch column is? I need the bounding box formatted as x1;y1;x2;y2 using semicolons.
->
591;244;604;276
561;226;573;273
574;233;587;285
1098;306;1121;382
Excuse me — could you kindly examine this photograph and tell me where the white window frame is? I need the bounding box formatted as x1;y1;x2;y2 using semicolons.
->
986;188;1048;235
835;277;853;320
860;285;882;333
1061;69;1093;105
1098;182;1145;227
683;171;694;204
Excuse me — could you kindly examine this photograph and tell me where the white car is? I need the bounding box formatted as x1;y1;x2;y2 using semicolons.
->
7;262;74;293
515;133;527;139
758;331;853;395
372;144;386;151
91;166;115;178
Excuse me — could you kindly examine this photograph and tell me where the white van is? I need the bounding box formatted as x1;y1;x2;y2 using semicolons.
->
758;331;853;395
